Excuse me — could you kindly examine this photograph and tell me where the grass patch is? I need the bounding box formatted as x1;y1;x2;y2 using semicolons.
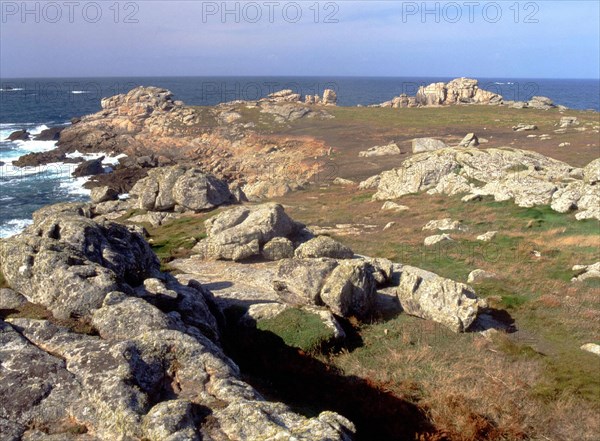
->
147;215;209;262
256;308;335;353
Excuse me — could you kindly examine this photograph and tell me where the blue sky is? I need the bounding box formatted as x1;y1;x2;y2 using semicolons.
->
1;1;599;78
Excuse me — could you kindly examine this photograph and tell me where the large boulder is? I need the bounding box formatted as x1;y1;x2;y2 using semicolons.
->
412;138;448;153
359;142;401;157
193;203;301;261
91;185;119;203
583;158;600;184
6;129;30;141
528;96;555;110
295;236;354;259
273;258;340;305
385;265;484;332
261;237;295;261
130;166;235;212
0;203;160;319
320;260;376;318
72;156;105;177
34;126;64;141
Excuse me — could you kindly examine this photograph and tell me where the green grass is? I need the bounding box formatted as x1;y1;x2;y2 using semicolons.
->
256;308;335;353
391;241;475;282
146;215;208;262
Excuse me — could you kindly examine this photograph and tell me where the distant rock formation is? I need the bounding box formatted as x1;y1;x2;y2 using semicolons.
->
363;147;599;220
372;77;504;108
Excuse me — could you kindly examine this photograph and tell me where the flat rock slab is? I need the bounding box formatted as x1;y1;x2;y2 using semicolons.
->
172;258;281;309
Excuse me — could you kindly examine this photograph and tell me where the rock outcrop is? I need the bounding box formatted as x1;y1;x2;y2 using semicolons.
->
0;204;356;440
412;137;448;153
193;203;303;261
0;204;160;319
129;165;236;212
416;78;503;106
366;147;597;220
11;86;334;201
6;129;30;141
359;142;401;157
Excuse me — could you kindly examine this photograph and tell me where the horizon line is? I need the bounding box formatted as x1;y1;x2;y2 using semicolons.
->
2;75;599;81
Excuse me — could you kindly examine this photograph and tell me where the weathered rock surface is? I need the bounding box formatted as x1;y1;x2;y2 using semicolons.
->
477;231;497;242
467;269;497;284
512;123;538;132
274;258;342;306
370;147;598;220
359;142;401;157
130;166;235;212
416;78;502;106
559;116;579;128
320;260;376;318
0;203;355;441
72;156;105;177
90;185;119;203
571;262;600;282
381;201;410;212
424;234;453;246
580;343;600;357
34;126;64;141
295;235;354;259
458;133;479;147
382;264;485;332
0;204;160;319
412;137;448;153
193;203;302;261
14;86;332;201
528;96;556;110
322;89;338;105
0;288;27;310
422;218;465;231
261;236;295;261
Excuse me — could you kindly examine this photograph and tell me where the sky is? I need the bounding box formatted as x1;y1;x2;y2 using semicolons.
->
1;1;599;78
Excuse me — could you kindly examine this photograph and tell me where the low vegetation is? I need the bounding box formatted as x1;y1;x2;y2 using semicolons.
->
256;308;335;353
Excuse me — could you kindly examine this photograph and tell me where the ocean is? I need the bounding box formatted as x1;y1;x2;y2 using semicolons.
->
1;76;599;237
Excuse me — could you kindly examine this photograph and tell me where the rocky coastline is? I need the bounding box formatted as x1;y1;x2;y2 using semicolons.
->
1;81;599;440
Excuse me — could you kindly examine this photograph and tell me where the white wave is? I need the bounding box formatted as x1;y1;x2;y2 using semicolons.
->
0;143;57;164
118;193;130;200
0;219;33;238
11;139;58;154
59;176;91;196
66;150;127;165
71;90;90;94
0;88;24;92
494;82;505;85
29;124;50;135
